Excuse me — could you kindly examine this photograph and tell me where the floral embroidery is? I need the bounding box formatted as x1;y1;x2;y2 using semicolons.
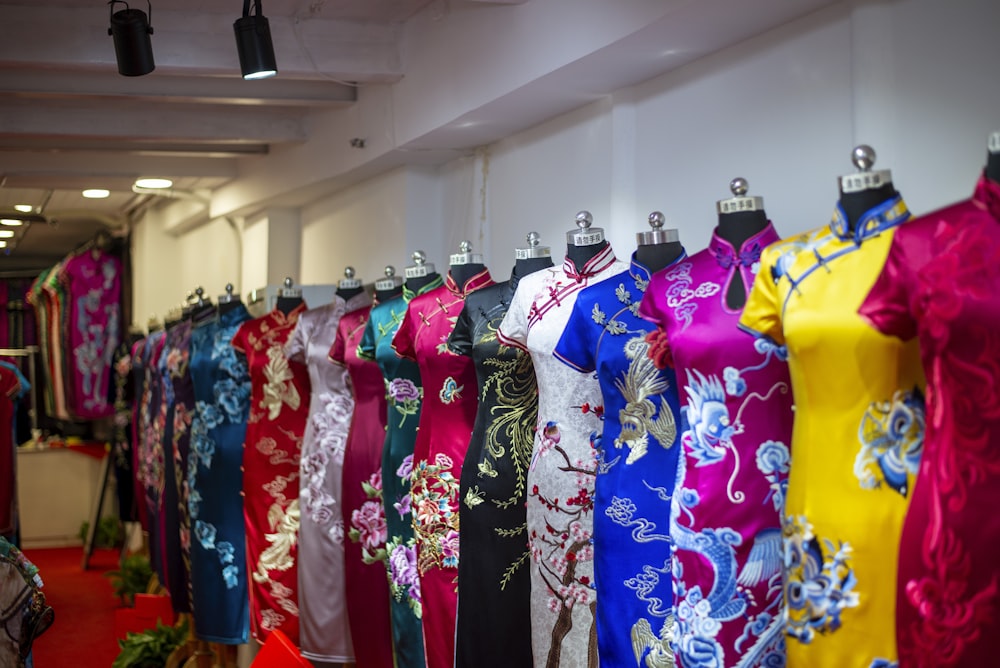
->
301;392;352;526
438;376;464;404
644;329;674;370
784;515;859;643
348;469;388;565
252;499;301;586
386;537;422;618
260;345;301;420
387;377;421;426
755;440;790;513
411;453;461;574
855;388;925;497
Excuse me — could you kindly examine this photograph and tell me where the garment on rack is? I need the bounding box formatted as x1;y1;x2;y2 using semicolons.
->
497;244;627;668
393;268;493;668
0;537;53;665
331;303;394;668
129;338;150;531
188;304;252;644
358;278;442;668
112;339;139;523
859;173;1000;668
231;303;310;645
137;331;169;586
0;366;23;537
447;268;538;668
555;252;684;667
285;292;370;663
639;223;792;667
740;196;924;668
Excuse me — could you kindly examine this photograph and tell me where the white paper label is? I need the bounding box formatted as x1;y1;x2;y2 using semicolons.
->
840;170;888;194
405;265;429;279
338;278;362;289
515;247;551;260
990;131;1000;153
375;278;397;291
719;197;759;214
573;231;604;246
449;253;469;265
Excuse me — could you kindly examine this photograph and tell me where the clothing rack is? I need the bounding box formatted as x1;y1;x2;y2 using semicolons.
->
0;347;39;435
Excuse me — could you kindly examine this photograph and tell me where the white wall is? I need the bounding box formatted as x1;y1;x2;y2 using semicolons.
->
132;0;1000;321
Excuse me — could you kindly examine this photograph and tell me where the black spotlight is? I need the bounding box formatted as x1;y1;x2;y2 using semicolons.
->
234;0;277;80
108;0;155;77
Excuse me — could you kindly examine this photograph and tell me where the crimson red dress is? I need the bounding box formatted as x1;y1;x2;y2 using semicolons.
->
860;173;1000;667
331;304;395;668
392;268;494;668
231;304;310;645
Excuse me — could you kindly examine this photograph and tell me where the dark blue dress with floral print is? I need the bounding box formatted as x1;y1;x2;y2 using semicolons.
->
188;304;253;643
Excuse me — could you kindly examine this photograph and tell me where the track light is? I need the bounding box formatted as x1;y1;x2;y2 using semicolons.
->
234;0;277;80
108;0;155;77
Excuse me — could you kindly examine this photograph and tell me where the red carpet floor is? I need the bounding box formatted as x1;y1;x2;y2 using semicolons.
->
26;546;123;667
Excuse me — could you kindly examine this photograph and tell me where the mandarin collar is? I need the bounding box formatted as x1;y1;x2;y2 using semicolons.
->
562;242;617;281
709;221;779;270
402;273;445;303
830;195;910;243
629;249;685;288
974;172;1000;222
445;267;494;297
271;301;308;323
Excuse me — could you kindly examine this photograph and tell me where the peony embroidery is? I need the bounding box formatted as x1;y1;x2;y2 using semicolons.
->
260;345;301;420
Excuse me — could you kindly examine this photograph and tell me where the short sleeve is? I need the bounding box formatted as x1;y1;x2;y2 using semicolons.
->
358;315;377;362
858;232;918;341
447;303;474;357
392;303;418;361
231;321;249;355
638;272;668;329
497;281;530;351
553;293;597;373
284;316;308;364
738;245;786;345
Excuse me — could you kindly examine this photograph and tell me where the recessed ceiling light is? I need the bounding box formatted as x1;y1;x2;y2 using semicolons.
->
135;178;173;189
82;189;110;199
0;241;8;249
13;205;33;213
0;231;14;239
0;219;23;227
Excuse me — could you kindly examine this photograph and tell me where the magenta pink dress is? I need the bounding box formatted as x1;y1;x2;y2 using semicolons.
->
638;223;793;667
331;304;395;668
231;304;310;645
391;269;494;668
859;173;1000;668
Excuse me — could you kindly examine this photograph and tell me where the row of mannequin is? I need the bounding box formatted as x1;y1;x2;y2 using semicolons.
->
125;134;1000;668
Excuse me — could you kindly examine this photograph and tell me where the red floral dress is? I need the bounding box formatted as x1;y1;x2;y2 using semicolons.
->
860;173;1000;667
392;269;494;668
231;304;310;645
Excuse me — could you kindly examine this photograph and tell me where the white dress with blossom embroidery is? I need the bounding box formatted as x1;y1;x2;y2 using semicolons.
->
285;292;371;663
498;244;627;668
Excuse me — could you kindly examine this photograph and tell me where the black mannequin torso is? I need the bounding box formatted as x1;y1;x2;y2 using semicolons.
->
405;273;441;294
218;299;244;316
514;256;554;278
839;182;897;232
566;240;609;271
276;296;304;315
717;209;769;310
450;263;487;292
336;286;366;302
635;241;684;275
191;303;216;323
376;286;403;303
987;150;1000;184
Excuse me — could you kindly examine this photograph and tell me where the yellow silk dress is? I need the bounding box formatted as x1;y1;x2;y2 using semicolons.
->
739;196;925;668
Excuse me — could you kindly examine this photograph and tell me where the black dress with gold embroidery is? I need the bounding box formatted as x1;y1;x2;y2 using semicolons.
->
447;268;540;668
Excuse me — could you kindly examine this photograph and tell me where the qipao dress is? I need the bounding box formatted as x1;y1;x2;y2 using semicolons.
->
359;278;442;668
554;253;684;668
188;303;252;644
0;367;21;536
497;243;627;668
130;337;150;530
392;269;493;668
231;304;310;644
285;293;371;663
639;224;792;667
447;267;542;668
739;196;925;668
332;303;395;668
139;331;169;593
859;173;1000;668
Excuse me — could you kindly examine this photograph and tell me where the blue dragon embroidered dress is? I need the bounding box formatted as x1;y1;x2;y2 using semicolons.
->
188;303;252;643
554;253;683;668
638;223;792;667
358;277;443;668
739;197;926;668
497;243;627;668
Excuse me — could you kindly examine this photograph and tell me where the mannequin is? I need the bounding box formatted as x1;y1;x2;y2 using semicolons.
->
838;145;898;231
336;266;366;302
635;212;684;274
276;277;304;314
514;232;555;278
716;179;770;309
987;130;1000;183
449;240;488;291
374;265;404;303
189;287;215;322
403;251;441;293
217;283;243;315
566;211;611;268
